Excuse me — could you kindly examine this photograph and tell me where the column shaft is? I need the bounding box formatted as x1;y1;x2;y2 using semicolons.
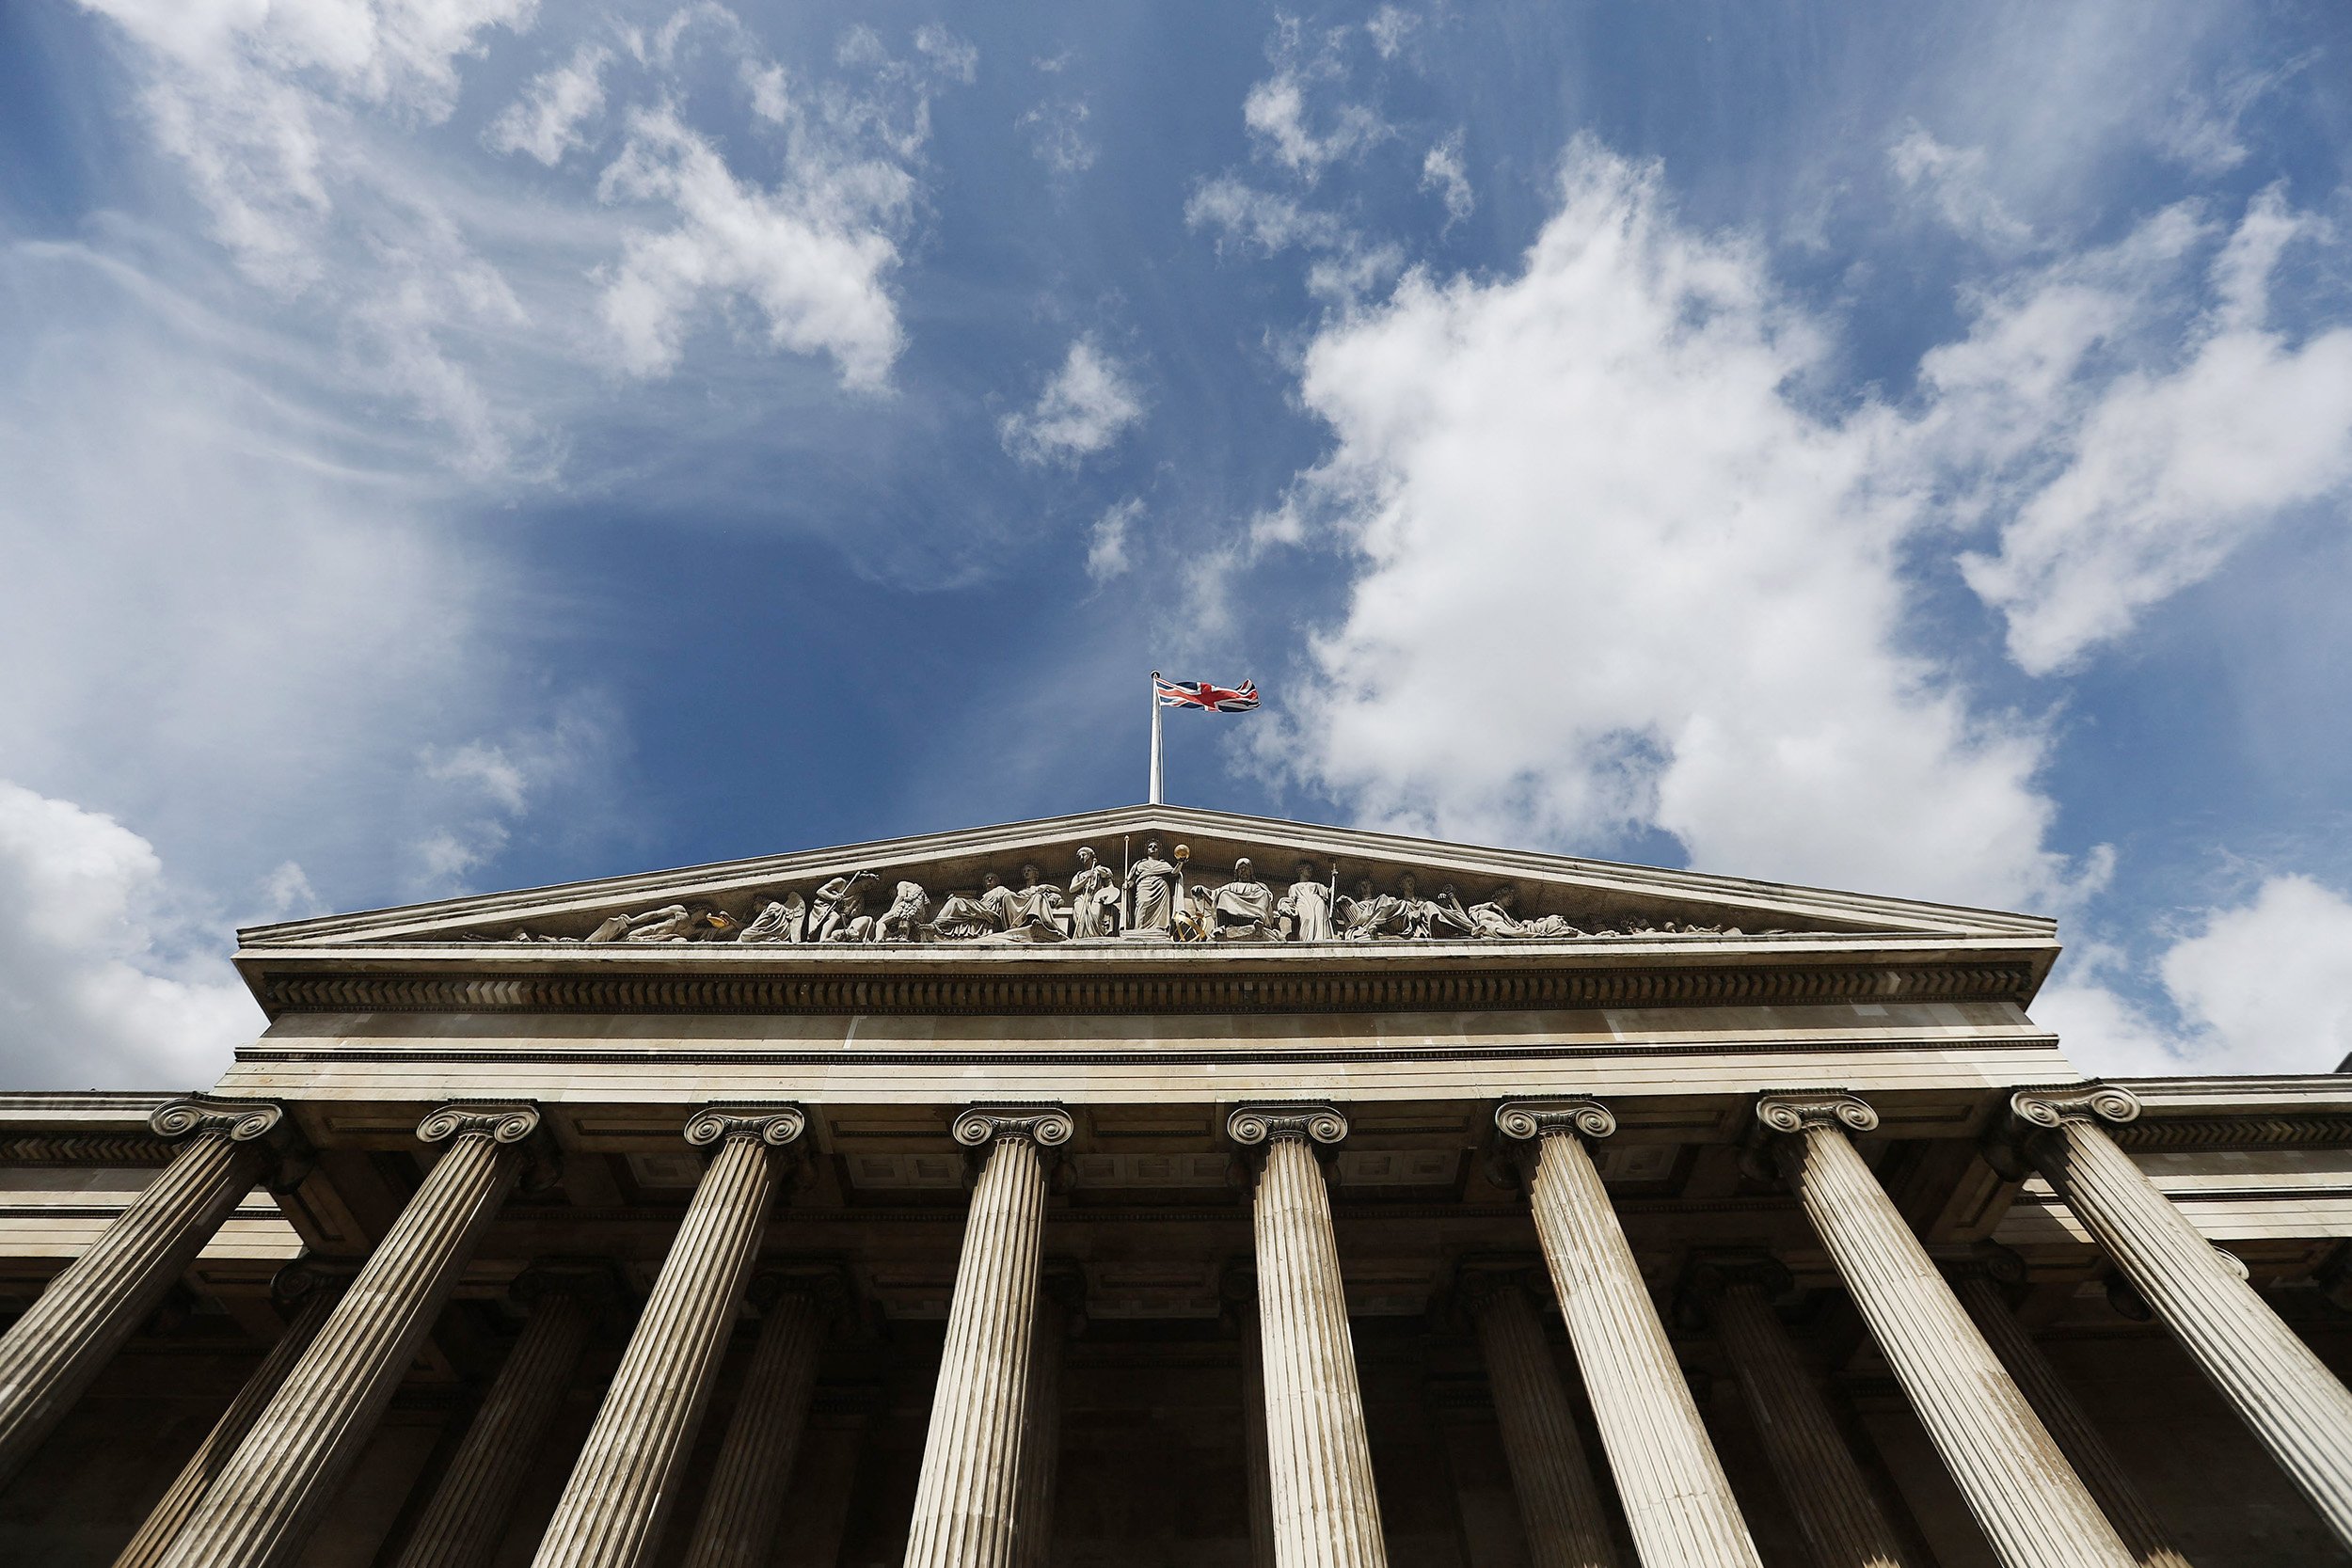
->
153;1107;538;1568
1253;1133;1389;1568
1710;1282;1913;1568
2025;1109;2352;1547
394;1288;596;1568
1951;1273;2194;1568
0;1101;282;1482
1468;1282;1621;1568
1772;1108;2131;1568
679;1288;826;1568
903;1126;1052;1568
532;1124;790;1568
1523;1129;1761;1567
111;1275;342;1568
1012;1292;1069;1568
1238;1302;1279;1568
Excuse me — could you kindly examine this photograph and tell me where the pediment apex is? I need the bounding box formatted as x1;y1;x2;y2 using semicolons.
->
242;804;2054;954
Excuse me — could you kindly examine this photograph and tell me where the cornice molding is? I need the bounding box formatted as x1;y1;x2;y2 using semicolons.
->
245;958;2039;1019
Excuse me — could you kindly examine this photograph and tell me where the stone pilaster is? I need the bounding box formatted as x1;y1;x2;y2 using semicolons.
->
2006;1085;2352;1548
903;1105;1073;1568
391;1263;612;1568
1230;1103;1389;1568
153;1104;546;1568
0;1096;294;1483
1944;1251;2194;1568
532;1106;807;1568
1496;1101;1763;1568
1457;1264;1622;1568
1681;1257;1914;1568
111;1259;351;1568
678;1268;844;1568
1012;1262;1084;1568
1756;1092;2132;1568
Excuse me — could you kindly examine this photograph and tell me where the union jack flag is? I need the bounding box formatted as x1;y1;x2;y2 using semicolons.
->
1155;676;1260;712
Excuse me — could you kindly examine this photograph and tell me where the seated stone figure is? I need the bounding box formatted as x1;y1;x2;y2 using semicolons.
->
1209;858;1279;940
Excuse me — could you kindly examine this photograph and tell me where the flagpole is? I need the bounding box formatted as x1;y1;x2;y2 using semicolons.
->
1149;670;1165;805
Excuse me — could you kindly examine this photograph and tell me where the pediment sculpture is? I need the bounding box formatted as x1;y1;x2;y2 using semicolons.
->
498;841;1782;948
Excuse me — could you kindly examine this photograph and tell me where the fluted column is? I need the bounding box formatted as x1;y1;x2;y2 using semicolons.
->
532;1105;808;1568
1496;1101;1762;1568
1012;1262;1084;1568
1945;1252;2194;1568
154;1103;547;1568
678;1267;843;1568
1229;1103;1389;1568
1681;1258;1914;1568
0;1096;295;1483
1756;1092;2132;1568
392;1262;612;1568
111;1259;350;1568
2007;1085;2352;1548
1221;1265;1279;1568
903;1104;1071;1568
1457;1265;1621;1568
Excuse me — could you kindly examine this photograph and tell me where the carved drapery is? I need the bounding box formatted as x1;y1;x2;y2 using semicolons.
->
1231;1103;1391;1568
2008;1085;2352;1550
532;1106;807;1568
152;1104;544;1568
1498;1101;1763;1568
1757;1092;2132;1568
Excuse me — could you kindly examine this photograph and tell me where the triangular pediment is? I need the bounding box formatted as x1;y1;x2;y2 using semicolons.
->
242;804;2052;950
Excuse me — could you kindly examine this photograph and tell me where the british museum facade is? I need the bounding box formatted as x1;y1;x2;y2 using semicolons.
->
1;804;2348;1568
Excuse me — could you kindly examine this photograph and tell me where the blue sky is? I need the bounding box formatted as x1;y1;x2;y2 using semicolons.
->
4;0;2351;1086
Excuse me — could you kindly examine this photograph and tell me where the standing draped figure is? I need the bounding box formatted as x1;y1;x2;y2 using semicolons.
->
1070;847;1120;938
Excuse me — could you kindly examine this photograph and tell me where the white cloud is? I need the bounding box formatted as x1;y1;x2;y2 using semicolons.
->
1365;6;1419;60
596;104;910;388
1184;177;1402;303
1937;187;2352;674
1239;18;1389;181
999;337;1145;466
487;43;612;166
0;782;261;1088
1254;140;2095;911
914;24;977;85
2161;876;2352;1073
1020;99;1097;176
1420;133;1472;230
1089;499;1141;581
2044;876;2352;1077
1888;125;2033;250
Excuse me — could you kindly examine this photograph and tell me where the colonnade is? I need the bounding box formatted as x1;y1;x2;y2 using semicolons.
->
0;1086;2348;1568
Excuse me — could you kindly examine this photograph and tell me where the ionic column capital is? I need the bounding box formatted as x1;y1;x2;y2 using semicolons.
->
1452;1258;1548;1322
268;1258;358;1315
1983;1085;2140;1179
418;1103;542;1145
684;1103;808;1149
510;1259;626;1323
1933;1241;2030;1291
150;1097;288;1144
1675;1254;1792;1329
1228;1102;1348;1148
952;1103;1074;1150
746;1263;852;1322
2011;1084;2141;1131
1495;1099;1616;1143
1755;1090;1879;1137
